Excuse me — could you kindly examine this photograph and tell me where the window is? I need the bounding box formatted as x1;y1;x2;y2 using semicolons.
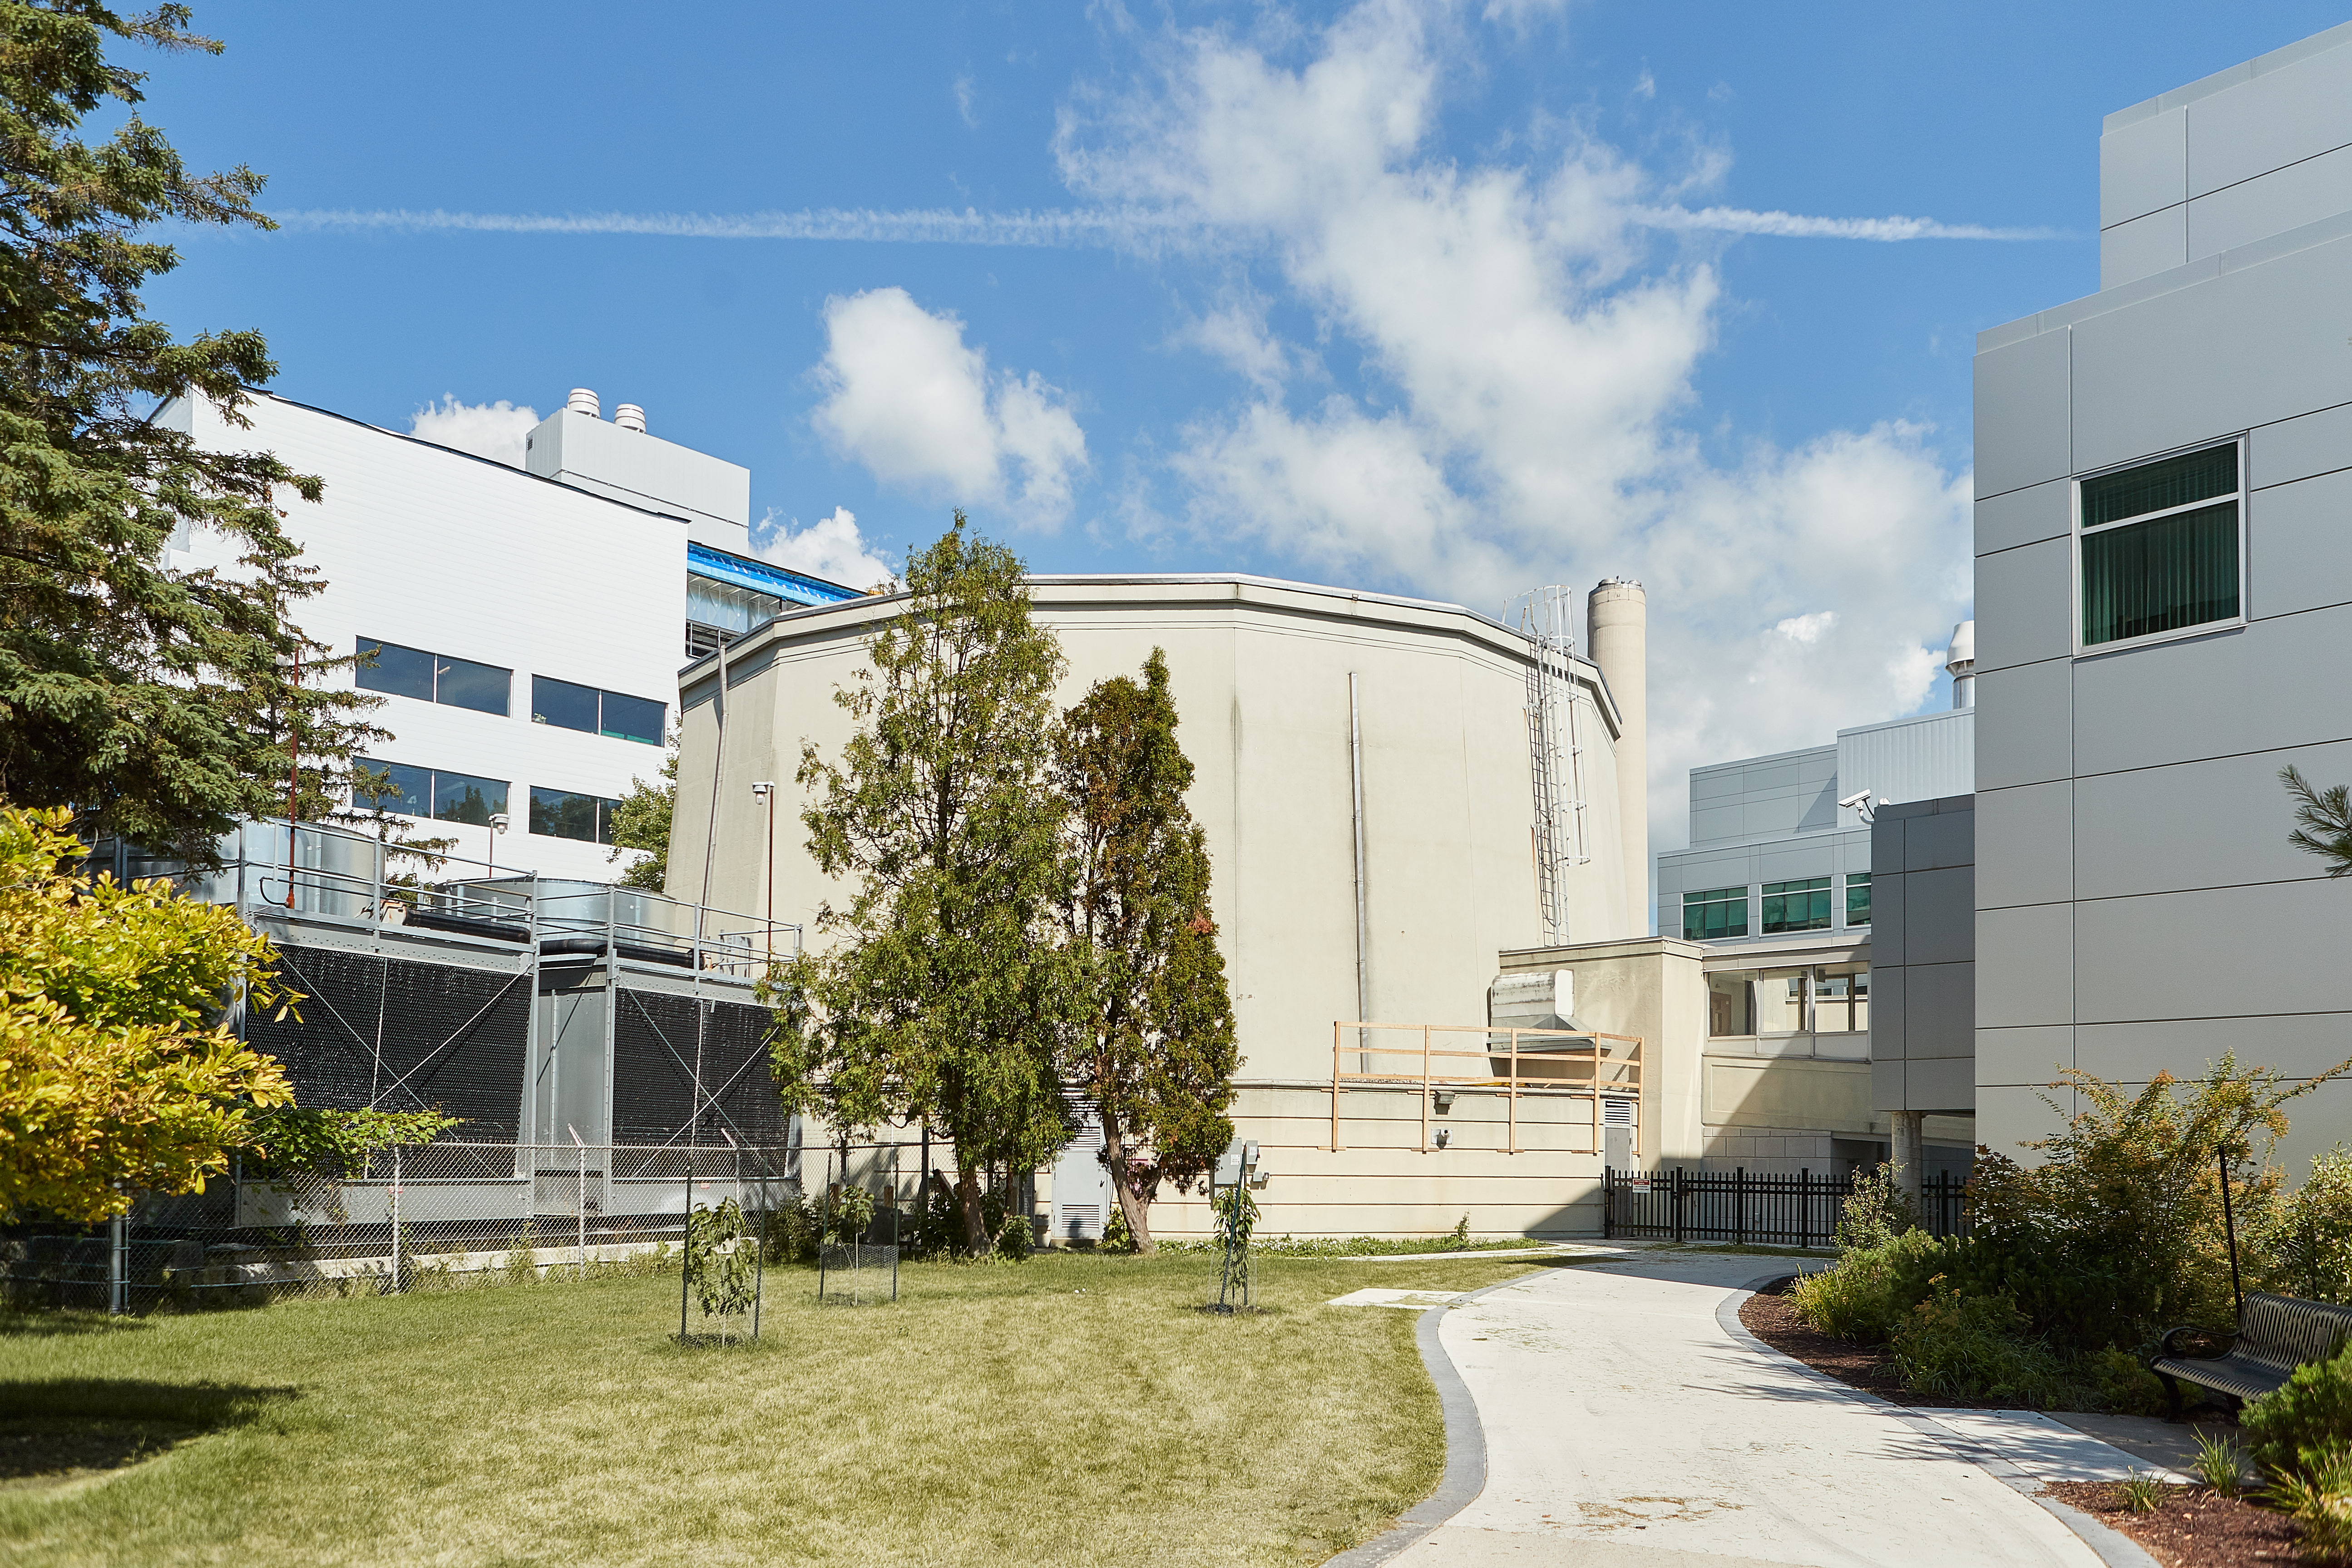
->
2078;441;2242;649
531;676;666;746
1814;966;1869;1033
1845;873;1872;927
529;785;623;845
1682;886;1749;941
1706;972;1753;1036
352;759;507;826
356;638;511;716
1761;877;1832;933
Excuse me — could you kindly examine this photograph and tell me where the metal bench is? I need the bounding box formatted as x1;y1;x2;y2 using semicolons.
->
2150;1291;2352;1419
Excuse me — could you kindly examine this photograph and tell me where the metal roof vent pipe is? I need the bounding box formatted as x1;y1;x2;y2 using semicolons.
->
1946;620;1976;709
613;403;647;434
566;388;601;418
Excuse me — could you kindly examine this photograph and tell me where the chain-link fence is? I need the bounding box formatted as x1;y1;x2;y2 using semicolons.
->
0;1142;795;1313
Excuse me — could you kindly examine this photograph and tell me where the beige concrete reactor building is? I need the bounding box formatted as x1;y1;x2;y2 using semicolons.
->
670;572;1705;1238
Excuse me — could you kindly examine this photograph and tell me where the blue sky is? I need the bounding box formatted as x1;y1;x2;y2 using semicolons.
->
141;1;2349;842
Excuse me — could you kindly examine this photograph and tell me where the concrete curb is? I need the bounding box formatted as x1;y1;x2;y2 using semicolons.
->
1716;1273;2164;1568
1320;1273;1527;1566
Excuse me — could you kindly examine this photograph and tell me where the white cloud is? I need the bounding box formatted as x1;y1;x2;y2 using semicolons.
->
755;506;897;592
1058;0;1975;855
409;395;539;466
810;286;1088;526
954;72;979;127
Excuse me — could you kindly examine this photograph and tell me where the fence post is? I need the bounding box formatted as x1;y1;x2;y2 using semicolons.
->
1798;1168;1810;1248
575;1132;588;1281
1671;1166;1685;1245
390;1144;403;1294
108;1212;128;1315
1734;1167;1746;1247
1601;1167;1613;1240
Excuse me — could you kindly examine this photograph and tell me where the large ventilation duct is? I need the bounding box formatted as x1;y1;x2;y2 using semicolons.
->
1946;620;1976;709
1587;578;1647;934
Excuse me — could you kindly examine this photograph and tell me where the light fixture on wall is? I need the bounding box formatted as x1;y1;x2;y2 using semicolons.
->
1434;1127;1451;1149
487;812;509;879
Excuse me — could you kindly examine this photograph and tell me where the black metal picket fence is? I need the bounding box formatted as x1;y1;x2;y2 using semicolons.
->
1602;1166;1968;1247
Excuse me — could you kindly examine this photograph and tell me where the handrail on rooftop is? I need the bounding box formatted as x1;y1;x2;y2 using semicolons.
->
1329;1020;1643;1158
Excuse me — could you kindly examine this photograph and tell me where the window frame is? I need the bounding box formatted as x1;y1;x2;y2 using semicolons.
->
2070;435;2248;657
1681;885;1750;942
1759;876;1833;935
1844;872;1872;928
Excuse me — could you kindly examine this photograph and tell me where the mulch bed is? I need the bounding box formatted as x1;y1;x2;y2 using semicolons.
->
2044;1481;2304;1568
1734;1273;1981;1408
1738;1277;2312;1566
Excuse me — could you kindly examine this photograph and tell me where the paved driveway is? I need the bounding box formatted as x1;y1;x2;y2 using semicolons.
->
1387;1253;2110;1568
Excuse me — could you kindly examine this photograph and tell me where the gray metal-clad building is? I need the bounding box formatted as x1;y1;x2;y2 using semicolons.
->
1973;20;2352;1168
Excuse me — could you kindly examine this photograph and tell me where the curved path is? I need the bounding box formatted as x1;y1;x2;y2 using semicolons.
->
1360;1252;2149;1568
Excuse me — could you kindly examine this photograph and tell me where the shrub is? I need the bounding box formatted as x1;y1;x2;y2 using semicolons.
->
1834;1163;1919;1253
995;1213;1033;1262
1890;1283;2085;1408
1786;1229;1947;1343
2246;1341;2352;1483
1102;1202;1136;1253
2263;1440;2352;1564
2089;1347;2168;1418
2192;1431;2248;1497
2254;1145;2352;1306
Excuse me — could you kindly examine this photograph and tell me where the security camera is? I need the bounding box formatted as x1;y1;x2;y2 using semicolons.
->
1837;789;1872;811
489;813;510;832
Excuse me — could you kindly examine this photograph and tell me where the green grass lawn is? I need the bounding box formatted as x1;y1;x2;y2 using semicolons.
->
0;1250;1544;1567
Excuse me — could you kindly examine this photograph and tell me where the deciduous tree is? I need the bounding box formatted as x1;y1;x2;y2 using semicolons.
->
768;518;1075;1253
0;804;294;1220
605;735;677;892
1052;650;1236;1253
0;1;379;862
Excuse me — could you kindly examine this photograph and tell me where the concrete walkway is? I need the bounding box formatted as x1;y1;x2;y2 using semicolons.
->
1376;1253;2144;1568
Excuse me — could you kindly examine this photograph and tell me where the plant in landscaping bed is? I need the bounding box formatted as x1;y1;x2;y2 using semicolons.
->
2118;1471;2167;1514
2245;1340;2352;1485
1888;1281;2083;1408
1102;1202;1137;1253
1785;1228;1945;1342
2262;1440;2352;1564
2253;1144;2352;1306
1833;1162;1920;1252
995;1214;1033;1262
2194;1431;2249;1498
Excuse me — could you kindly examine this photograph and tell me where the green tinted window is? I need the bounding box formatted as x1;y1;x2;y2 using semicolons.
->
2082;501;2239;646
2081;444;2237;528
1845;873;1872;927
1682;887;1749;941
1761;877;1832;933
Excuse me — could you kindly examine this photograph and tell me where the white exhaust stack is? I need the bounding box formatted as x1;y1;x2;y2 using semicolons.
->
1587;577;1648;935
565;388;601;418
613;403;647;434
1946;620;1976;708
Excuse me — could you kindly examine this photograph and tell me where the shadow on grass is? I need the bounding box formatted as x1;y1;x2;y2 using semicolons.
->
0;1311;153;1339
0;1381;300;1489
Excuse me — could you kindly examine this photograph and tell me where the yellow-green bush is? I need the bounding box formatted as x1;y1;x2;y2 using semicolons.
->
1888;1283;2083;1408
1785;1229;1945;1342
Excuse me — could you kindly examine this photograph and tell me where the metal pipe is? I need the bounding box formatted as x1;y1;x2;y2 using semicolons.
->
108;1211;127;1315
1349;673;1370;1067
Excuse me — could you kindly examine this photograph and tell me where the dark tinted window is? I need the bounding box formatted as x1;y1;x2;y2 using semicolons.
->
2081;444;2236;529
431;770;507;825
529;786;600;843
600;691;665;745
1682;887;1748;941
2081;502;2239;646
352;759;430;816
531;675;600;733
1761;877;1832;934
356;639;435;702
434;654;510;716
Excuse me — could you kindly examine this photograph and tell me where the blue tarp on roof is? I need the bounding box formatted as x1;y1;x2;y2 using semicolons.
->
686;542;861;606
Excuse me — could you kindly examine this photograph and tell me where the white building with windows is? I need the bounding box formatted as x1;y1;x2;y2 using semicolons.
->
164;389;857;882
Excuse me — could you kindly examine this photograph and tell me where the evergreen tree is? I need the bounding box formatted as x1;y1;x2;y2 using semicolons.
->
0;2;378;860
2283;765;2352;878
1052;650;1237;1253
769;517;1075;1253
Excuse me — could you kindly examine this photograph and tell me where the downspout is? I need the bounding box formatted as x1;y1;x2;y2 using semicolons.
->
1349;674;1371;1054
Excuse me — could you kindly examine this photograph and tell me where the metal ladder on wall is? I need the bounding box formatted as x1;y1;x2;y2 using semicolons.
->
1511;587;1591;946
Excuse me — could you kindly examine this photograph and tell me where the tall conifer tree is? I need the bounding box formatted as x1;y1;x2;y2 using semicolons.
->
0;2;378;859
1052;650;1236;1252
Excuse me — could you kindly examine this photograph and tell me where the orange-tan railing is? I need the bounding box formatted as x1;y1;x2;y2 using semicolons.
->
1329;1022;1643;1156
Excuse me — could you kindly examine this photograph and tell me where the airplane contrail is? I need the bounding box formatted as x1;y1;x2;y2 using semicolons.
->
273;203;2064;247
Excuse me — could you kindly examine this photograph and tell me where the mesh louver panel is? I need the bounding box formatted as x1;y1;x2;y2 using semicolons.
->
373;961;529;1132
243;947;529;1132
702;1000;786;1145
613;988;701;1144
244;946;383;1109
